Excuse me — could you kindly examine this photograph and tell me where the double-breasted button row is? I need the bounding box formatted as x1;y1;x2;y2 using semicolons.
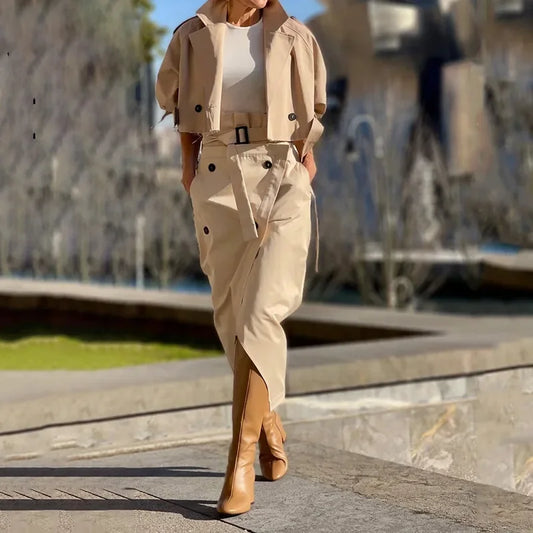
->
204;223;258;234
194;104;294;120
207;161;270;171
193;105;293;119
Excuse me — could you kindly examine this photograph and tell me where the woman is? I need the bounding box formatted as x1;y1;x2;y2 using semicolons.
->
155;0;327;516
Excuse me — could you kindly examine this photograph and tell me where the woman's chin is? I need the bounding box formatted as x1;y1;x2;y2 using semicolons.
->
244;0;269;9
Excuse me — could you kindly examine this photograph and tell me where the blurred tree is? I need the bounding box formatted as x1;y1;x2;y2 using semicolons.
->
0;0;197;286
131;0;167;63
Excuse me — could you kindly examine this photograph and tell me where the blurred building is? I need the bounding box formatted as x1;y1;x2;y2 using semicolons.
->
309;0;533;180
441;60;489;178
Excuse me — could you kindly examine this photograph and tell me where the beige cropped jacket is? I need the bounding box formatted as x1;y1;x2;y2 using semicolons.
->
155;0;327;157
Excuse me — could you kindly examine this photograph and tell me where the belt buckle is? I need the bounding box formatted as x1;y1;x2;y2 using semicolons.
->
235;125;250;145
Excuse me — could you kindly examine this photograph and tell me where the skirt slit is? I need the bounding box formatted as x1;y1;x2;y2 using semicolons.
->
190;139;313;412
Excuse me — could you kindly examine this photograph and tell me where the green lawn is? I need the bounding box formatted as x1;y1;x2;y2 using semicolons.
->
0;335;223;370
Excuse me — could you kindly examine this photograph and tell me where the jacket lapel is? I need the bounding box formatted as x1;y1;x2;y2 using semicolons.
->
263;0;294;108
188;24;225;109
190;0;295;122
190;2;228;130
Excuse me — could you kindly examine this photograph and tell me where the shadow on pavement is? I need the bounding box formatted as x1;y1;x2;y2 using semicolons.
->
0;497;220;519
0;466;224;478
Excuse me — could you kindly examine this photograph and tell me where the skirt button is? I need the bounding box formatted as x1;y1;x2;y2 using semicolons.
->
203;226;209;234
208;163;216;172
195;104;203;112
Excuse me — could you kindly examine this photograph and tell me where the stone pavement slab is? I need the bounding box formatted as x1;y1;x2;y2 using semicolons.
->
0;503;241;533
1;439;531;532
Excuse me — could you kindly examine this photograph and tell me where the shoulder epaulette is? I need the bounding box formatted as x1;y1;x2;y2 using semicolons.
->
290;15;310;28
173;15;198;34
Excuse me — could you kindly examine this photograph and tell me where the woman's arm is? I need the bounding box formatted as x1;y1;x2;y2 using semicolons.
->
180;132;202;194
156;28;202;195
291;30;327;184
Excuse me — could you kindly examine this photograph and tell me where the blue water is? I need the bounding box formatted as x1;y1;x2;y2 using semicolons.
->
6;265;533;316
479;242;522;254
168;278;533;316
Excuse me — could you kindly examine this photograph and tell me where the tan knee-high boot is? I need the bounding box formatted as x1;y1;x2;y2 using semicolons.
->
259;410;288;481
217;337;270;516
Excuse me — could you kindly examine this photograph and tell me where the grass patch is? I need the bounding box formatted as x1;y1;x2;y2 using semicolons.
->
0;335;223;370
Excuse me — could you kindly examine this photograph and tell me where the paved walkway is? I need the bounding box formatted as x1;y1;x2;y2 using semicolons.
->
1;439;531;532
1;279;532;530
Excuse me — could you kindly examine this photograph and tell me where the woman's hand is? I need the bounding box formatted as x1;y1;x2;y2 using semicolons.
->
182;167;196;195
302;150;317;183
293;141;317;183
180;132;202;195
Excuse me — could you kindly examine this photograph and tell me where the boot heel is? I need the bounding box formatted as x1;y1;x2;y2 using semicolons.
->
275;413;287;442
280;424;287;442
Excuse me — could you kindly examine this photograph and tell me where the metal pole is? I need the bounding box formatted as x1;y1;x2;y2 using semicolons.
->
136;214;145;289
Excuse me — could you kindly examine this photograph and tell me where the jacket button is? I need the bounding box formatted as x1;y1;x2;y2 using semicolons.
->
263;160;272;169
288;113;297;121
203;226;209;234
195;104;203;112
208;163;216;172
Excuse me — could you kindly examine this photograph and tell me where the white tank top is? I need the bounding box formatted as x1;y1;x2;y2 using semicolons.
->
221;18;266;113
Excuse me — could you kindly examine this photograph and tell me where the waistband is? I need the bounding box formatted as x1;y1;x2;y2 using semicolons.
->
203;111;268;146
201;111;320;273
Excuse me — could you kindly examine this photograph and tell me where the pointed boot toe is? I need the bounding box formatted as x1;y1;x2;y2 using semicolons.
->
216;496;252;516
261;457;288;481
216;447;256;515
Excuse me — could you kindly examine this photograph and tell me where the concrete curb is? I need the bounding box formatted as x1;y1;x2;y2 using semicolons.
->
1;279;533;438
1;334;533;435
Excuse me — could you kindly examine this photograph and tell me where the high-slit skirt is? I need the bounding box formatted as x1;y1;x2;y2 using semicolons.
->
189;111;319;411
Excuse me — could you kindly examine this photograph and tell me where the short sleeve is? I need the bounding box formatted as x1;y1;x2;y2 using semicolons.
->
155;30;181;124
312;34;327;119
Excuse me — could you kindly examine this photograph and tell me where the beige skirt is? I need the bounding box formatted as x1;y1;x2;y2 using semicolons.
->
189;112;319;411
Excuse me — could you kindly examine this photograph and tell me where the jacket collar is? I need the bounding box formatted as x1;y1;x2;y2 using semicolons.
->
196;0;289;33
190;0;294;127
